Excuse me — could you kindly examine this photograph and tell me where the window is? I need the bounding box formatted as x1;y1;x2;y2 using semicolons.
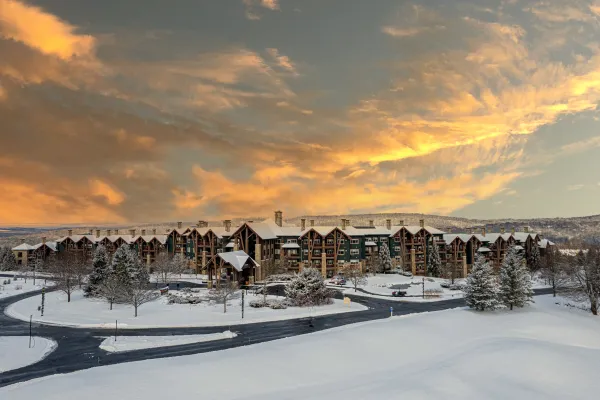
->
380;237;387;242
275;249;280;255
350;239;359;245
338;249;345;255
339;239;345;244
394;236;400;242
303;249;308;254
326;249;333;255
327;238;334;245
395;256;402;261
315;260;321;265
327;259;333;265
217;249;223;253
303;239;308;245
350;260;359;265
314;239;321;245
314;250;321;256
18;252;22;257
394;246;401;252
338;260;345;265
366;237;372;241
350;249;360;255
289;249;298;255
287;239;297;244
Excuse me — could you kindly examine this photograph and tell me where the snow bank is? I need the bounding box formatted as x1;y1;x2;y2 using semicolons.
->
99;331;237;353
2;295;599;399
0;336;56;373
6;289;367;328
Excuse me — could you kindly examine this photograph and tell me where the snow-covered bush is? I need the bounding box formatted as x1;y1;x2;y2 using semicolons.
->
267;273;295;282
85;244;110;297
464;255;500;311
424;288;443;298
449;283;465;291
249;299;288;309
440;282;451;289
399;271;413;277
285;268;333;307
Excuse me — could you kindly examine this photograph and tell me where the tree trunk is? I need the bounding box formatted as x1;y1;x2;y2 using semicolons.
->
67;292;71;302
134;304;138;317
223;298;227;313
591;301;598;316
510;303;513;310
110;300;113;310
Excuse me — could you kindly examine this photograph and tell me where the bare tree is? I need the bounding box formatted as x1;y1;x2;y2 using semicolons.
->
97;274;125;310
563;248;600;315
49;252;84;303
540;246;565;297
73;256;91;289
153;253;187;285
209;281;239;313
343;264;367;292
122;277;157;317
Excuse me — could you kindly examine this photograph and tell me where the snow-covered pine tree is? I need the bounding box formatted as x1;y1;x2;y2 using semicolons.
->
0;247;6;269
85;244;111;297
427;241;442;277
528;244;541;270
285;268;332;306
0;247;17;271
500;245;533;310
378;242;392;274
464;254;500;311
111;245;138;286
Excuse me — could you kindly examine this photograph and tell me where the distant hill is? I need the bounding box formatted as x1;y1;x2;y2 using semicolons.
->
1;213;599;249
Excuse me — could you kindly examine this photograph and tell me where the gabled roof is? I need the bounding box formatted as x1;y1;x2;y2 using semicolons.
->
12;243;35;251
538;239;555;249
217;250;260;271
477;246;491;253
33;241;58;252
225;241;235;248
390;225;445;237
443;234;464;244
299;226;354;239
513;232;536;242
140;235;168;245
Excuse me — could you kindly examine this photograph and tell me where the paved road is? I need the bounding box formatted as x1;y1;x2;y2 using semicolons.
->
0;278;552;388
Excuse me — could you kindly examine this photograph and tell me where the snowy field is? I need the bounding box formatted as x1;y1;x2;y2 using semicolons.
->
336;273;550;302
150;273;207;285
0;278;54;300
3;295;599;399
0;336;56;373
99;331;237;353
6;289;367;328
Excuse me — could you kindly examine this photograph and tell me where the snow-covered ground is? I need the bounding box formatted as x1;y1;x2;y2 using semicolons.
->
3;295;599;399
336;273;550;302
0;336;57;373
6;289;367;328
99;331;237;353
150;273;207;285
0;278;54;300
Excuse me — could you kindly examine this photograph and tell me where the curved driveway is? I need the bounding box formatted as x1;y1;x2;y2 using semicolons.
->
0;278;552;388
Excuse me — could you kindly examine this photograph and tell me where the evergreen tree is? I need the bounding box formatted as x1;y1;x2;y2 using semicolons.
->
378;242;392;273
84;245;111;297
111;245;139;286
427;242;442;277
528;244;541;270
285;268;332;306
464;255;500;311
0;248;17;271
500;245;533;310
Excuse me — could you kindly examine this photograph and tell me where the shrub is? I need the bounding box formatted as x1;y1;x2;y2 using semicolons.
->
424;288;443;298
249;299;288;309
440;282;451;289
285;268;333;307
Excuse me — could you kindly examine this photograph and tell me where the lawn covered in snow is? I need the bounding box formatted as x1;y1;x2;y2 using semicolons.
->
149;273;207;285
0;277;54;300
6;289;367;328
3;295;599;399
99;331;237;353
0;336;56;373
336;273;550;302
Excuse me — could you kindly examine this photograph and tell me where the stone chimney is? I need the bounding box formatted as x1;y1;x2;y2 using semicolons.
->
369;220;374;228
482;227;486;237
448;227;453;233
274;210;283;227
310;220;315;227
152;229;157;235
115;229;119;235
341;219;347;230
301;218;306;231
141;229;146;236
130;229;136;237
197;220;208;228
501;227;505;234
511;227;515;235
539;234;544;240
247;220;254;224
42;237;46;245
524;226;529;233
21;238;26;244
177;222;182;230
107;229;112;236
345;219;351;228
419;219;425;229
224;220;232;232
386;219;392;230
96;229;101;238
68;229;73;237
399;220;405;226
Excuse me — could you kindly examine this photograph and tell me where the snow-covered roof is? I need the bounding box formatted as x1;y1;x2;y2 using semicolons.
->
226;242;235;248
538;239;555;249
12;243;35;251
390;225;445;237
477;246;491;253
365;241;377;246
217;250;259;272
33;241;58;252
281;243;300;249
514;245;525;251
140;235;168;245
443;234;463;244
513;232;536;243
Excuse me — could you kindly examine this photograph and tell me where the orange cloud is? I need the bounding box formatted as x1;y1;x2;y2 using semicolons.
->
0;0;96;60
89;179;125;205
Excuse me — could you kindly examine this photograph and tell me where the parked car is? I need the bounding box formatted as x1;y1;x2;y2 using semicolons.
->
392;290;406;297
329;276;347;286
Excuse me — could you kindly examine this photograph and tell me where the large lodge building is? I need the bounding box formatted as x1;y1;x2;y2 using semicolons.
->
13;211;554;282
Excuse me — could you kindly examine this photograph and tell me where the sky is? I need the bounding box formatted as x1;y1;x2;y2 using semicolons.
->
1;0;600;225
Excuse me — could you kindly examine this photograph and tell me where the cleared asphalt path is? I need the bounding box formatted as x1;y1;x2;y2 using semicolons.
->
0;276;552;387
